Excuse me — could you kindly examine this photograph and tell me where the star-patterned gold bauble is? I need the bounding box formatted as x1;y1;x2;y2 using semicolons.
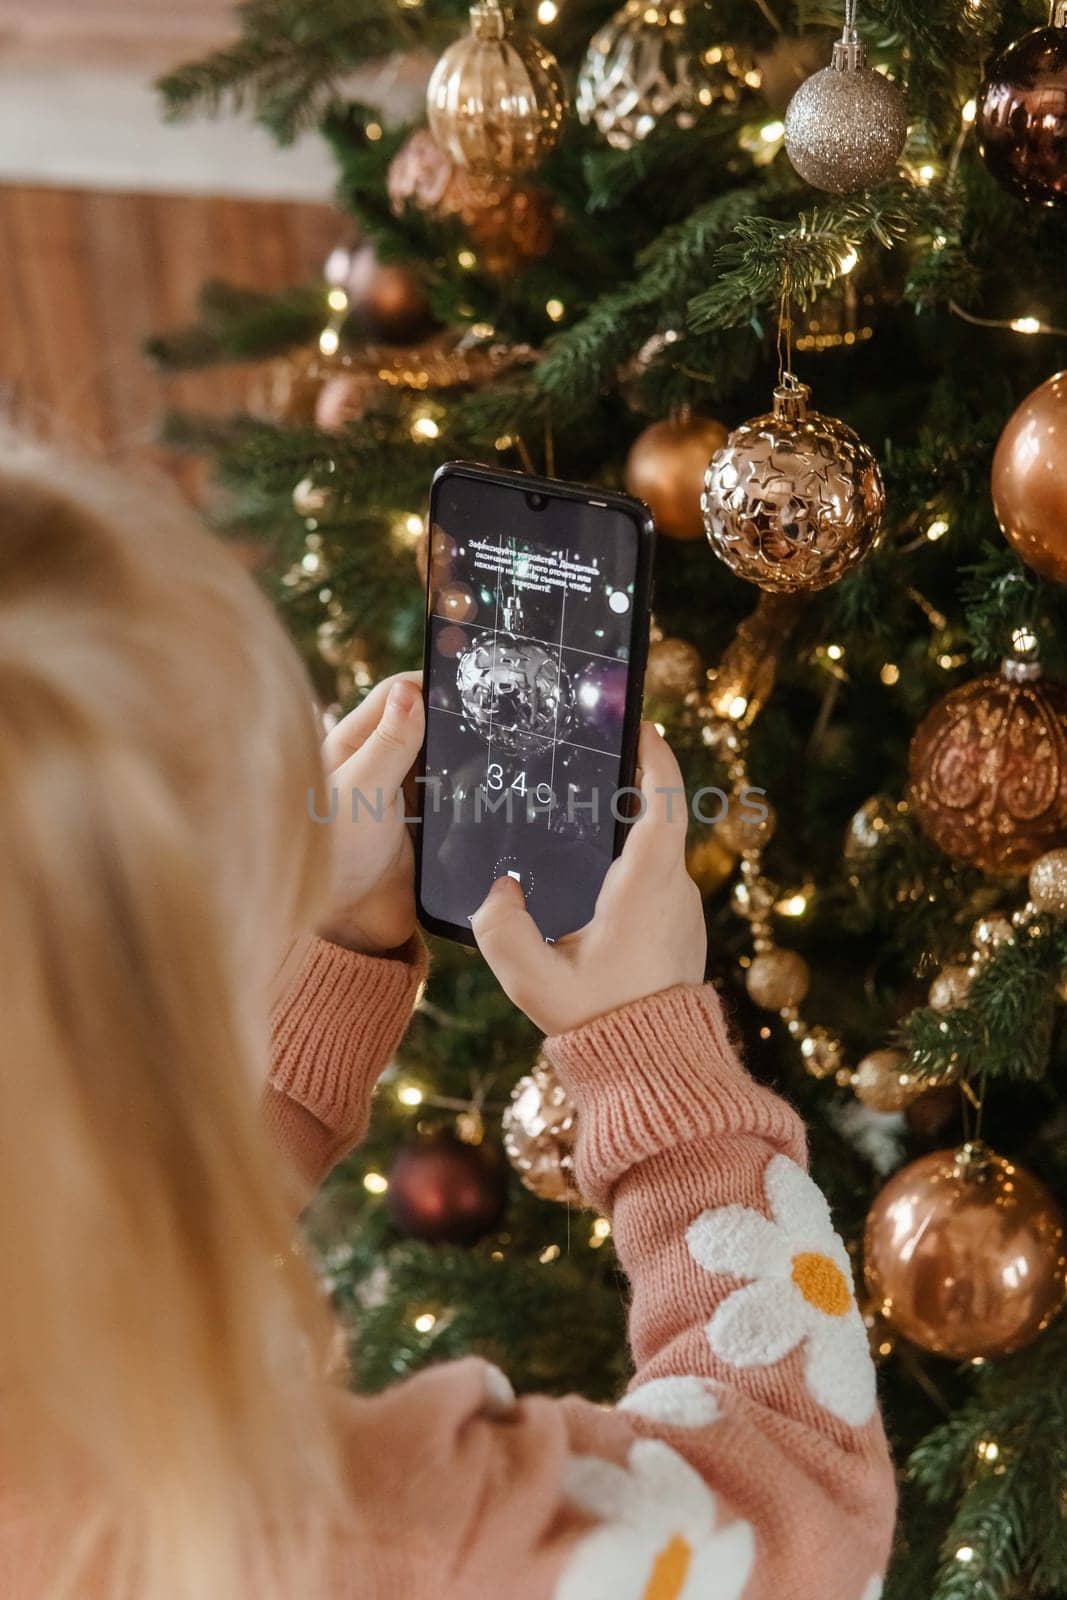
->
702;381;884;592
427;1;567;176
576;0;755;150
907;656;1067;876
502;1058;582;1204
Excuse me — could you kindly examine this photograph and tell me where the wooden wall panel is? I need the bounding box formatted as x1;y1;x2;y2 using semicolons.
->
0;183;339;498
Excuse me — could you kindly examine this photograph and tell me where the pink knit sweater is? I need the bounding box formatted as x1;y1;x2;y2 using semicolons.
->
267;937;897;1600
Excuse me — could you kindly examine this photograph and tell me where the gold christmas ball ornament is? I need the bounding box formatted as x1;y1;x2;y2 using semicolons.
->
746;948;811;1010
844;794;900;860
853;1048;922;1113
576;0;755;150
427;1;567;177
992;372;1067;585
502;1058;582;1205
783;26;908;194
625;414;729;540
716;793;777;854
799;1023;844;1079
907;659;1067;876
293;476;333;518
644;636;705;702
703;382;884;592
928;963;972;1012
686;829;737;896
325;241;434;344
864;1143;1067;1359
314;371;375;433
971;914;1015;957
387;128;556;275
1029;847;1067;915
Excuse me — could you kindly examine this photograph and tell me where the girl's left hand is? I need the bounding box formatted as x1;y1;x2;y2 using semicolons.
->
317;672;424;955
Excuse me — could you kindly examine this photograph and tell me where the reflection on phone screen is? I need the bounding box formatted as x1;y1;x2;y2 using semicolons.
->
421;478;643;941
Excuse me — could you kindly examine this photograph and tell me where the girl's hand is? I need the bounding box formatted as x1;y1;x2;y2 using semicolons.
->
317;673;424;955
470;723;706;1035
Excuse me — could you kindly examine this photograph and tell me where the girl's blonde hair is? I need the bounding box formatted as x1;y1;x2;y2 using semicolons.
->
0;436;349;1599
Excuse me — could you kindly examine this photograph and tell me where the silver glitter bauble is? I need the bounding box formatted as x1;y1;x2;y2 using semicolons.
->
702;382;885;592
576;0;754;150
456;631;574;752
784;29;907;194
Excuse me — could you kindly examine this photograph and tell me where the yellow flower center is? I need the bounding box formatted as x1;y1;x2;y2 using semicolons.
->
791;1251;852;1317
643;1533;693;1600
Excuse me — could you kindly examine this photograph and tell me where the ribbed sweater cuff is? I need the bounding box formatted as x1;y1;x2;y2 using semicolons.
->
544;984;804;1209
270;935;428;1136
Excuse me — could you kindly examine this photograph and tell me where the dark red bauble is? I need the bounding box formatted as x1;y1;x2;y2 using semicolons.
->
387;1132;509;1246
977;21;1067;207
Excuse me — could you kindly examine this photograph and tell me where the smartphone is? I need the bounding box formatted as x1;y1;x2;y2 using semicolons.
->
416;461;656;947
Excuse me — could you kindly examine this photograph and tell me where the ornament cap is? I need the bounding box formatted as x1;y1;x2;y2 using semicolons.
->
771;382;811;425
954;1140;995;1181
1001;642;1043;683
471;0;510;38
831;27;868;70
1052;0;1067;27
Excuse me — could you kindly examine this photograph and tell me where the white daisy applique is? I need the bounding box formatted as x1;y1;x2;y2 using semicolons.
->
685;1153;876;1428
859;1580;884;1600
556;1438;754;1600
618;1376;721;1429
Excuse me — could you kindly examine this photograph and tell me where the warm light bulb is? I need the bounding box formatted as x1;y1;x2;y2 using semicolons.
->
413;1313;437;1333
545;298;565;322
326;287;349;312
826;643;844;661
776;891;809;917
880;663;900;686
589;1218;612;1248
397;1083;424;1107
917;163;937;184
838;247;859;275
537;0;558;18
926;517;950;541
457;249;477;270
319;327;341;356
539;1244;561;1263
955;1547;975;1565
1010;316;1041;334
411;414;440;442
363;1171;388;1195
962;98;977;124
760;119;785;142
976;1440;1000;1463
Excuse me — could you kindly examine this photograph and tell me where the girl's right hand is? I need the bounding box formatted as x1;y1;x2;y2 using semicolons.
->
470;722;707;1037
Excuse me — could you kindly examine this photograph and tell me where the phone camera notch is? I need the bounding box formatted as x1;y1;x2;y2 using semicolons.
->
525;491;548;511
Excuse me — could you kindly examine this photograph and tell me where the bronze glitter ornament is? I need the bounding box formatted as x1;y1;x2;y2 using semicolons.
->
992;371;1067;585
852;1048;922;1113
864;1143;1067;1358
387;128;556;275
746;948;811;1010
783;13;907;194
686;829;737;896
702;381;884;592
1030;847;1067;914
427;1;567;177
502;1058;582;1205
625;414;729;540
644;636;705;702
977;2;1067;208
576;0;755;150
717;793;777;854
907;656;1067;876
928;964;972;1012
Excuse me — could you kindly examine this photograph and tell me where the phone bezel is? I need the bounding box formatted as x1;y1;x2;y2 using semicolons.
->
415;459;657;948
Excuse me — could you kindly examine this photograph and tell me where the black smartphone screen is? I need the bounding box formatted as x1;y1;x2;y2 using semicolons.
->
418;465;653;944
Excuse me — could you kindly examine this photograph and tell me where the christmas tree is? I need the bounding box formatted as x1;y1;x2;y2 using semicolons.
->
153;1;1067;1592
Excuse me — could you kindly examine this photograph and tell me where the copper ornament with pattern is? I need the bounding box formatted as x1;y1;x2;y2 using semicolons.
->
907;657;1067;876
702;382;884;592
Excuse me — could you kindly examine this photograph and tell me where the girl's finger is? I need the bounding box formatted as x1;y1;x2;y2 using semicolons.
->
321;671;422;772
